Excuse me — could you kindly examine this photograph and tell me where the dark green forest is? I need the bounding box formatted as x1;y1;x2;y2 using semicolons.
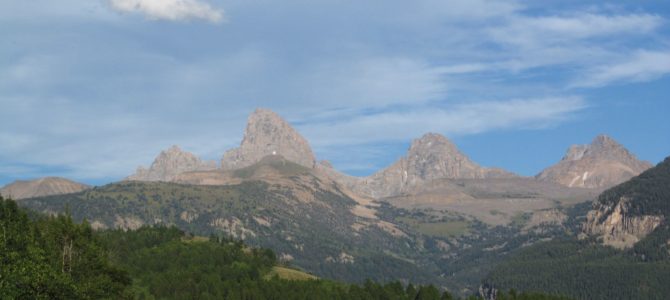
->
485;238;670;300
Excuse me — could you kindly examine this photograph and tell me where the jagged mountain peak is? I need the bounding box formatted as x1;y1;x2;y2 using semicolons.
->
563;135;634;161
538;135;652;189
165;144;184;153
221;108;316;170
592;134;618;147
352;132;516;198
408;133;460;155
127;145;217;182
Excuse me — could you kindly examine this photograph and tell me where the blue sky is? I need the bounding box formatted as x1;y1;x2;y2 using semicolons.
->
1;0;669;186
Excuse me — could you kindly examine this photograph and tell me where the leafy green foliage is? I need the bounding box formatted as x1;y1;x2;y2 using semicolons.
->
0;196;131;299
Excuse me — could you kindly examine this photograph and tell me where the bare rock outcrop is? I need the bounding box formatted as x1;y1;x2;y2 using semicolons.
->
584;197;664;249
221;109;316;170
0;177;90;200
536;135;652;189
127;145;216;182
354;133;517;198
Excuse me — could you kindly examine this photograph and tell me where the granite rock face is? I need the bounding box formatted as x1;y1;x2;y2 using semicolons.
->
0;177;89;200
127;145;217;182
354;133;516;198
584;197;664;249
536;135;652;189
221;109;316;170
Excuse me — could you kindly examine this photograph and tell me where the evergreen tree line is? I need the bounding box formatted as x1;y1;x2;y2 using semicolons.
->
485;238;670;300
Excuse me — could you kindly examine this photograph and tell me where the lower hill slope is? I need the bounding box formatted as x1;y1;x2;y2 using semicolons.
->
16;157;602;295
1;196;456;299
18;170;440;285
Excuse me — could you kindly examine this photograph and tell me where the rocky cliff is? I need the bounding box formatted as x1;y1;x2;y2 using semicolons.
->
221;109;316;170
537;135;652;189
127;145;217;182
354;133;516;198
583;156;669;249
0;177;90;200
584;197;664;249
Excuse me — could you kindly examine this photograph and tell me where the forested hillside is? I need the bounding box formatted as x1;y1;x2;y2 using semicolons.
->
485;238;670;300
596;157;670;217
2;196;451;299
485;157;670;299
18;180;440;285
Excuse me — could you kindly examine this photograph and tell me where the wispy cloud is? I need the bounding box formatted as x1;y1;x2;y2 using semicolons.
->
108;0;224;23
1;1;668;182
572;50;670;87
299;97;588;146
490;13;662;46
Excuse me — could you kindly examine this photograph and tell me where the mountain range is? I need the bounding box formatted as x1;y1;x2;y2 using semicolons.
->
3;108;663;296
123;108;651;197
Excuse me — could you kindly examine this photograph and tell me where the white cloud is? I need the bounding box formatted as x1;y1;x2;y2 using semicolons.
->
572;51;670;87
109;0;224;23
492;13;662;46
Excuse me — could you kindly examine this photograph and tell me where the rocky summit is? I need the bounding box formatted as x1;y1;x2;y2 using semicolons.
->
127;145;217;182
354;133;516;198
536;135;652;189
221;108;316;170
0;177;89;200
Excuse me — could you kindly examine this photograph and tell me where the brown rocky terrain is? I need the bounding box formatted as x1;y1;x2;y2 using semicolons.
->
127;145;216;182
221;109;316;170
384;177;596;225
0;177;89;200
173;154;384;223
351;133;517;198
536;135;652;189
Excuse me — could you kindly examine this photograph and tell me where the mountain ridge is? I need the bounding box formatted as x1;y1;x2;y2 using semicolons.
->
0;177;90;200
127;145;217;182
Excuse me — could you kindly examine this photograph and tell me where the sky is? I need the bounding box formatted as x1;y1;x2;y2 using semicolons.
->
1;0;669;186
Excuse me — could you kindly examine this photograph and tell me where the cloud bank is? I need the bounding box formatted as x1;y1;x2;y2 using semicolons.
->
109;0;224;23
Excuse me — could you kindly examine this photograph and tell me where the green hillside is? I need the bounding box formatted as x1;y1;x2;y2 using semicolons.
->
597;157;670;218
2;196;460;300
18;180;442;285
